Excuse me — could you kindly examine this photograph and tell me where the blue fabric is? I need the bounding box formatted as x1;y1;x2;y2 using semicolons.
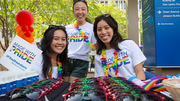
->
145;71;156;80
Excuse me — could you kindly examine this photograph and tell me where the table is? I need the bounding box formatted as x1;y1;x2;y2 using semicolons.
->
0;82;70;101
54;85;69;101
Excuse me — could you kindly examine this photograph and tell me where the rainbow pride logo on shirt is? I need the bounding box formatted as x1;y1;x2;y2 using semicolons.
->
108;51;130;69
68;32;90;43
68;35;89;42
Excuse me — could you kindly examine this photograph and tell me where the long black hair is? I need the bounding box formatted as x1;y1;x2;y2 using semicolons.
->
40;26;68;79
93;14;124;55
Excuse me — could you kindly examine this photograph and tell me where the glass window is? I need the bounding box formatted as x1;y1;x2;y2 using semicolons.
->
124;1;126;10
105;1;108;5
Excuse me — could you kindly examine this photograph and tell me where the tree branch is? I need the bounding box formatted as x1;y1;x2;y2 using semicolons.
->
4;0;9;49
0;15;6;51
0;41;6;52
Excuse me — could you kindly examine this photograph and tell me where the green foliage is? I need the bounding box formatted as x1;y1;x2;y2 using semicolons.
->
0;0;127;43
139;10;143;45
87;0;127;39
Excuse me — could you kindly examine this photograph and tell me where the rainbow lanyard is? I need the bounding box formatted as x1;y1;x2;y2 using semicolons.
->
142;76;168;92
73;20;95;48
48;56;63;79
101;49;119;77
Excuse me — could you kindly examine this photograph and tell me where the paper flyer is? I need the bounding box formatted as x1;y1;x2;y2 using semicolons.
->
0;35;42;71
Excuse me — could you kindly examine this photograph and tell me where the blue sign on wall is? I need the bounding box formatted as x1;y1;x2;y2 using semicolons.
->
142;0;180;67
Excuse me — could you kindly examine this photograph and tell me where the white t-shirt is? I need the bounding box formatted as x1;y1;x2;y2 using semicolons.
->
94;40;146;79
66;22;96;61
31;54;58;80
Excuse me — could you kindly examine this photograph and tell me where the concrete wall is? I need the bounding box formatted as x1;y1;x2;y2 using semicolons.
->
126;0;139;45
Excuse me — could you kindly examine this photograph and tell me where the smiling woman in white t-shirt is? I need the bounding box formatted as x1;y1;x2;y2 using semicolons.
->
65;0;96;83
93;14;146;81
31;25;68;80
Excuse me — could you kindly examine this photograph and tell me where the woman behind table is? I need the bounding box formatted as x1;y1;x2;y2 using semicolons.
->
93;14;146;81
32;25;68;80
65;0;96;83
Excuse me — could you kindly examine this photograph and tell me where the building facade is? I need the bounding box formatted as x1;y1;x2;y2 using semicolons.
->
98;0;141;10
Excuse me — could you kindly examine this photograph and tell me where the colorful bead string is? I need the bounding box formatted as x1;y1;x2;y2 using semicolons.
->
101;49;119;77
48;56;63;79
101;49;108;77
113;51;119;77
73;20;95;48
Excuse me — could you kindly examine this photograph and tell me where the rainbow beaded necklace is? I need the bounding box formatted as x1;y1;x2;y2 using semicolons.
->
101;49;119;77
48;55;63;79
73;20;95;48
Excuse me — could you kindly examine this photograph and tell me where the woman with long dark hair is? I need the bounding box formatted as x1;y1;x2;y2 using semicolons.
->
32;25;68;80
93;14;146;81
